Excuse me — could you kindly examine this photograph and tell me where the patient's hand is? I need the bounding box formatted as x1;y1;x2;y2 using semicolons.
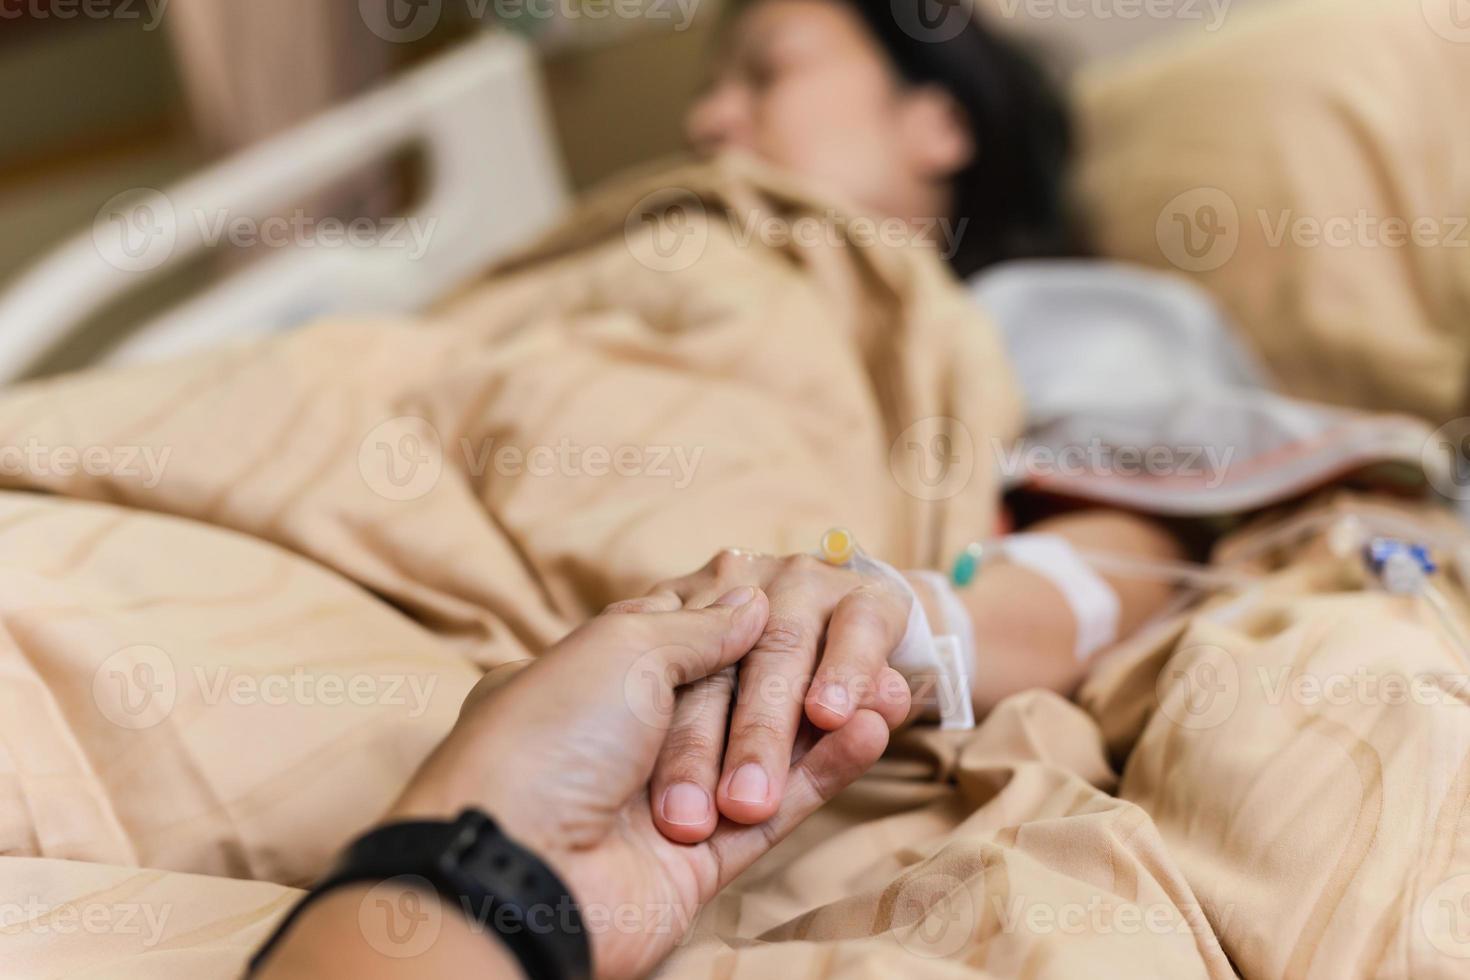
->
384;589;892;980
624;550;913;843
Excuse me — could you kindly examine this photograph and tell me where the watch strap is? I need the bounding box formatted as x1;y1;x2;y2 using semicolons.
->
249;809;590;979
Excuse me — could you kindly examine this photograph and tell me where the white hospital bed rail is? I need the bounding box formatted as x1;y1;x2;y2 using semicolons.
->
0;31;570;384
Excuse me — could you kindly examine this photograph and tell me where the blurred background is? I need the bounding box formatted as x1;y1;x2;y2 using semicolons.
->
2;1;717;283
1;0;1283;372
0;0;1290;269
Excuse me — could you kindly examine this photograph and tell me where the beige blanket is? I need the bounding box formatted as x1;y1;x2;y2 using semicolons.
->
2;160;1468;978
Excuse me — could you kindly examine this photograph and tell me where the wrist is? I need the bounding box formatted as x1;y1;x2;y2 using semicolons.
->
902;573;947;642
255;884;526;980
389;775;551;864
388;720;539;845
253;811;589;980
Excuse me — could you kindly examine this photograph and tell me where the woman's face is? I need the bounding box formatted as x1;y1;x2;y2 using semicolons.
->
685;0;972;225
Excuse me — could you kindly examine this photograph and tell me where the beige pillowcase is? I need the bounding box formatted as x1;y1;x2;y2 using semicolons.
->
1073;0;1470;423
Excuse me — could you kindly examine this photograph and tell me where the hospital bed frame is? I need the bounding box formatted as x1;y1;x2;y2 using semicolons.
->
0;31;570;383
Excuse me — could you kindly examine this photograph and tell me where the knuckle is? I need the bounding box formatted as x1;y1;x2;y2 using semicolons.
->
603;597;654;616
587;610;658;652
730;710;788;747
660;725;722;766
798;755;842;803
840;594;902;640
648;575;694;602
583;610;630;640
677;672;734;715
784;552;821;575
755;615;810;656
695;667;737;700
881;584;914;616
711;548;772;585
712;548;747;575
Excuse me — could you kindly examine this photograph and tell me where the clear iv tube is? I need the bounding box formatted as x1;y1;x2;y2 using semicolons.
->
1069;548;1261;592
1223;504;1470;569
988;504;1470;595
1234;505;1470;667
995;507;1470;666
1421;583;1470;669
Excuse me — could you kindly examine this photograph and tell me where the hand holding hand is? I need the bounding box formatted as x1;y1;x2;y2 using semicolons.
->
637;550;915;843
390;586;895;980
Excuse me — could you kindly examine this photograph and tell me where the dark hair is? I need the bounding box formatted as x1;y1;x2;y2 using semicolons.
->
843;0;1083;277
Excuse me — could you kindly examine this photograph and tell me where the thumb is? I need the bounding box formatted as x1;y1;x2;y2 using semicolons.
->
635;586;769;687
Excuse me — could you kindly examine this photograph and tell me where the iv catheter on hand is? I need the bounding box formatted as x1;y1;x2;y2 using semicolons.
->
815;528;976;730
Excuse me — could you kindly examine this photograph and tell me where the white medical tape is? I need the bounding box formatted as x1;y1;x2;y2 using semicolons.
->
908;569;977;731
1001;533;1121;661
842;552;975;730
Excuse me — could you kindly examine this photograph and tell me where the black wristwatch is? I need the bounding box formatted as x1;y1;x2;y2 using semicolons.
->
249;808;591;980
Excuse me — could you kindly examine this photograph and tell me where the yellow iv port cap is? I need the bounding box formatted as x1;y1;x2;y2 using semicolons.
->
819;527;856;566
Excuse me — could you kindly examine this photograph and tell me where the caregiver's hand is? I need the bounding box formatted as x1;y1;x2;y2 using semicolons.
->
383;587;893;980
638;550;913;842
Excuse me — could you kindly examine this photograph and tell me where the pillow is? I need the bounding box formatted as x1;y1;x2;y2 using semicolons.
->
1073;0;1470;424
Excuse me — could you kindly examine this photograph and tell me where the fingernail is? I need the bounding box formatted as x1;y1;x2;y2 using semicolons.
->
661;783;711;826
727;763;769;803
715;586;757;607
814;682;851;716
